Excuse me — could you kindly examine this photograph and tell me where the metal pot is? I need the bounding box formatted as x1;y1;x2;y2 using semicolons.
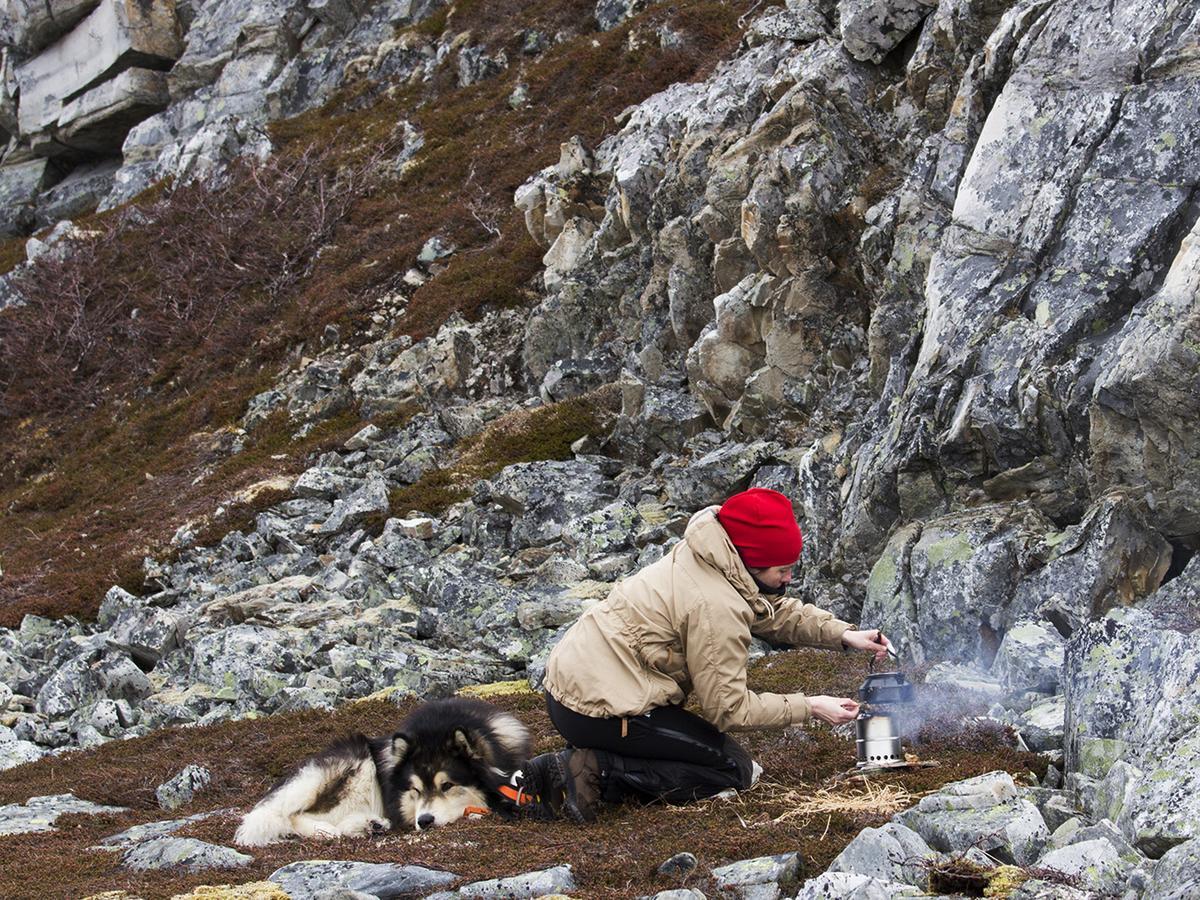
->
855;671;915;768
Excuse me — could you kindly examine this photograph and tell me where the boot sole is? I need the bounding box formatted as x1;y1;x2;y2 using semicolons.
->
551;753;594;824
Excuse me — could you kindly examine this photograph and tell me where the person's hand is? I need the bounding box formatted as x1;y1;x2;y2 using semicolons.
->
842;628;891;662
809;695;860;725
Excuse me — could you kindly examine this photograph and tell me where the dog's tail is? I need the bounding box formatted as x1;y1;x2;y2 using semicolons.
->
234;761;331;846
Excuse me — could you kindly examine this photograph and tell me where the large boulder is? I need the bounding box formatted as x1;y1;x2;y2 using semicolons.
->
861;504;1051;666
895;772;1049;866
826;822;935;886
1064;569;1200;856
1091;215;1200;540
15;0;181;151
1006;492;1171;636
840;0;939;64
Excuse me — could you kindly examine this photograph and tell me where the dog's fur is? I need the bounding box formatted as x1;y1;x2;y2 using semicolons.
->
234;697;532;846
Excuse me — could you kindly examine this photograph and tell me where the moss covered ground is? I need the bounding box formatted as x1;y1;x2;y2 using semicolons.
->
0;0;766;625
0;650;1046;899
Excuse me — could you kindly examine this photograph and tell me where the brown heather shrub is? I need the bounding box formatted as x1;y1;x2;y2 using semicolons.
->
0;142;387;421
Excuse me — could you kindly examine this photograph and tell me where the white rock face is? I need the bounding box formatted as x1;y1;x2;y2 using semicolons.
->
56;68;171;153
15;0;181;141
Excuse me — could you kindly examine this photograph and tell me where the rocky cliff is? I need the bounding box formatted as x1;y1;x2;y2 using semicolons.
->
1;0;1199;897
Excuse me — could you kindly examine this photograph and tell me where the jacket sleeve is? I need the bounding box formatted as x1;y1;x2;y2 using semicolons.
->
683;583;814;732
751;597;853;650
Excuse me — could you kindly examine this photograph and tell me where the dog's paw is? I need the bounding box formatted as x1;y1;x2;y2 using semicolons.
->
370;818;391;835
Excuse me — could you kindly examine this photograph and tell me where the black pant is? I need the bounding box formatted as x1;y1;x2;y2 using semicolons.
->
546;693;753;804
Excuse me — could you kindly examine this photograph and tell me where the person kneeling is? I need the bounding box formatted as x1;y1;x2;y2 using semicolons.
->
509;487;889;821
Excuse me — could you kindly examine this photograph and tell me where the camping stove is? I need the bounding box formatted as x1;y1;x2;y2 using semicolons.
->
855;670;915;768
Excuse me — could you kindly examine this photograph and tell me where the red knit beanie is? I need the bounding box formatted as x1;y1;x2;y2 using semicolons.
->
716;488;803;567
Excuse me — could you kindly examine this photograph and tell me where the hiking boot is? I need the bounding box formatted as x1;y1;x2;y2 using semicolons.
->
510;750;604;823
562;748;603;821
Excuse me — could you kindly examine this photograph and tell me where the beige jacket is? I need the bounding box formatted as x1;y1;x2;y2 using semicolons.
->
542;507;854;732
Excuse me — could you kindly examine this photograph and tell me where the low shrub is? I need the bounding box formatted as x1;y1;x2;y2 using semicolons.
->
0;143;386;422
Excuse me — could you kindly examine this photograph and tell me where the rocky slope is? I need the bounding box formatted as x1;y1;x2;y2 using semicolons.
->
2;0;1200;897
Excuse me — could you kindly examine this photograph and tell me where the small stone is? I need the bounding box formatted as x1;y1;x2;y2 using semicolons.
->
393;516;435;539
344;424;382;451
656;852;698;877
156;765;212;811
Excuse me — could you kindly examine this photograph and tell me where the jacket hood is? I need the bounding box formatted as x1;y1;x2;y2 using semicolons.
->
684;506;769;608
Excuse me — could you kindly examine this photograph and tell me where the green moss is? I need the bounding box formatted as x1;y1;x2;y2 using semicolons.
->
924;533;975;567
1078;737;1129;778
866;550;899;600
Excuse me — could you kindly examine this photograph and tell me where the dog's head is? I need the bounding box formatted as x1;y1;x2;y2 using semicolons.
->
387;728;495;830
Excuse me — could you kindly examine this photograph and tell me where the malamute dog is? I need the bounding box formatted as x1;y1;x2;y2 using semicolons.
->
234;697;532;845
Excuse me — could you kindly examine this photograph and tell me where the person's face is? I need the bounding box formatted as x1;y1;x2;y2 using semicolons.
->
749;564;795;589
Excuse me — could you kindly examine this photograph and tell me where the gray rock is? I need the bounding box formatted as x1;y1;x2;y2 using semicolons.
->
294;466;362;500
664;441;784;510
1;0;97;55
94;652;153;704
35;650;101;717
57;68;172;155
827;822;935;886
97;586;143;630
1091;216;1200;538
1007;880;1093;900
1006;494;1171;636
647;891;707;900
318;471;390;535
747;6;829;45
68;698;136;739
122;836;252;872
861;505;1052;666
1015;695;1064;753
156;764;212;810
595;0;650;31
0;735;45;771
0;157;56;236
562;500;640;560
188;625;288;705
1065;603;1200;856
0;793;127;836
793;872;922;899
1145;837;1200;900
15;0;181;143
612;385;715;464
475;459;616;549
1035;838;1130;895
990;620;1064;693
896;772;1048;866
455;864;576;898
457;45;507;88
34;158;121;227
840;0;938;64
922;663;1005;700
711;852;801;895
269;860;458;899
108;605;188;668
